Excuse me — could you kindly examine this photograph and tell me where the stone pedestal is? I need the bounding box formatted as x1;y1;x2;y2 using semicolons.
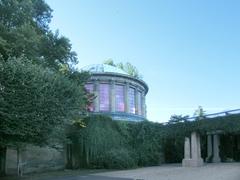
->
182;132;203;167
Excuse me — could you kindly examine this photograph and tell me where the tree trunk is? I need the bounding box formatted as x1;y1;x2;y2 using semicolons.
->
66;144;73;169
0;146;6;176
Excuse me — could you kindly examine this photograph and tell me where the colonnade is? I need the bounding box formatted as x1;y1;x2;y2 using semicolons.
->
207;133;221;163
182;131;221;167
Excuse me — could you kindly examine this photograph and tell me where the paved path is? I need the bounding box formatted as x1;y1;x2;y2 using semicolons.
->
96;163;240;180
40;163;240;180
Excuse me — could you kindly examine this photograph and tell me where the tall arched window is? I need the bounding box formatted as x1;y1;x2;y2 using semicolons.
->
129;87;136;114
115;85;125;112
85;84;94;111
99;84;110;111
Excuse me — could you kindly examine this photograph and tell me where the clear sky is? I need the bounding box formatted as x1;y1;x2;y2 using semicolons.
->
46;0;240;123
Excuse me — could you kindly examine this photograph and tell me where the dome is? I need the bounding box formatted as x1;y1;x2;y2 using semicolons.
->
82;63;149;122
81;64;128;75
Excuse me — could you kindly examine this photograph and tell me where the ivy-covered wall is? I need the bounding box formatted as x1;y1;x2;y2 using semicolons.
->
66;115;164;169
66;114;240;169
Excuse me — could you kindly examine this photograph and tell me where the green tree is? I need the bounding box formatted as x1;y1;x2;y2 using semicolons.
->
103;60;142;79
0;0;90;175
0;57;89;146
0;57;90;175
168;115;189;124
194;106;206;120
0;0;77;70
103;58;115;66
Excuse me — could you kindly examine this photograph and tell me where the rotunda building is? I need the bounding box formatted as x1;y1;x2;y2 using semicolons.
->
81;64;148;121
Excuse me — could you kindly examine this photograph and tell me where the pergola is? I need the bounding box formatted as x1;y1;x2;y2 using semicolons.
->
182;109;240;167
182;131;222;167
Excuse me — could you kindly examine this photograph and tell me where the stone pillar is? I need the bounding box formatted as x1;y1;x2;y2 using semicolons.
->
138;91;141;115
134;88;138;115
143;93;147;118
192;132;203;166
184;137;191;159
94;80;99;112
142;94;146;118
110;81;115;112
124;83;129;113
182;132;203;167
212;134;221;163
207;134;213;161
191;132;198;159
182;137;191;167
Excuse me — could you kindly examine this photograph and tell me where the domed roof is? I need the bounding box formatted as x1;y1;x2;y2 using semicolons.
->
81;64;128;75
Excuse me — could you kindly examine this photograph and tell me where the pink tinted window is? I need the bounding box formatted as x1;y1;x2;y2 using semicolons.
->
128;88;136;114
99;84;110;111
115;85;125;112
85;84;94;111
138;91;142;115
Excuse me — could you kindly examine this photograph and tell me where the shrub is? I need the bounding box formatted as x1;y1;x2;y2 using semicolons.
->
103;148;137;169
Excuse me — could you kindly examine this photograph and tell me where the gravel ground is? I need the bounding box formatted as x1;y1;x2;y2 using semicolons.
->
95;163;240;180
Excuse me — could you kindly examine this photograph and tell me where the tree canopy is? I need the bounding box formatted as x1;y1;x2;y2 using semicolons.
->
0;57;89;147
0;0;77;71
0;0;91;148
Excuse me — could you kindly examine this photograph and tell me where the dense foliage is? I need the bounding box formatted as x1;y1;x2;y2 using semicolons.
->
66;115;164;169
162;114;240;138
0;0;90;147
0;0;77;70
66;114;240;169
0;0;91;175
0;57;89;147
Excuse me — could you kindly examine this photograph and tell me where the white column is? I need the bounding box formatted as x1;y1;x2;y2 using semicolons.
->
184;137;191;159
191;132;198;160
191;132;203;166
135;89;142;116
183;132;203;167
141;92;146;117
134;88;138;115
124;83;129;113
212;134;221;163
182;137;191;167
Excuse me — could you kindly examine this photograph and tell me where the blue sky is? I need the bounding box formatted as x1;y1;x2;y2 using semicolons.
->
46;0;240;122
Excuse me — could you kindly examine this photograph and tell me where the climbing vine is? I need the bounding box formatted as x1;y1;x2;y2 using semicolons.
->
66;114;240;169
